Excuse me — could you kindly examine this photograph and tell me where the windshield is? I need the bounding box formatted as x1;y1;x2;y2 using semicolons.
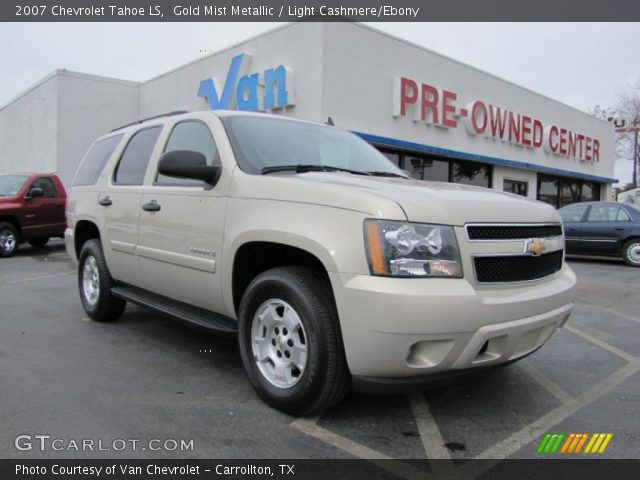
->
222;115;405;176
0;175;28;197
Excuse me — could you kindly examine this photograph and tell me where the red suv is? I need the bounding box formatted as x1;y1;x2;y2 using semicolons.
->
0;173;67;257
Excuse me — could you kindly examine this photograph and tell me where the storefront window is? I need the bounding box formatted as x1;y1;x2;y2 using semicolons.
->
380;150;400;168
452;160;491;188
560;179;581;207
503;179;528;197
406;155;449;181
537;175;559;207
581;182;598;202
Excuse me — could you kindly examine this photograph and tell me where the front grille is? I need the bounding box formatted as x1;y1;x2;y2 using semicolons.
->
466;224;562;240
474;250;563;283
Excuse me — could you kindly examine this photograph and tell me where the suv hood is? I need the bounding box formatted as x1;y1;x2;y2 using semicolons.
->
239;172;560;226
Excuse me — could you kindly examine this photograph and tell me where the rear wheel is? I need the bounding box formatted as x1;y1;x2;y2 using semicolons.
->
78;239;126;322
238;266;350;416
0;222;19;258
28;237;49;248
622;239;640;267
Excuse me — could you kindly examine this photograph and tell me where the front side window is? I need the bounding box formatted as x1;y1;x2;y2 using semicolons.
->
30;177;57;198
587;205;631;222
157;121;219;186
0;175;28;197
113;126;162;185
222;116;404;176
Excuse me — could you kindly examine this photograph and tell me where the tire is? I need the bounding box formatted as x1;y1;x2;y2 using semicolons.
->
78;239;126;322
238;266;350;416
622;238;640;267
28;237;49;248
0;222;19;258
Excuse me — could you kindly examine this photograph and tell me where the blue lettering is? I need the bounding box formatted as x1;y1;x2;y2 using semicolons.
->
264;65;288;110
236;73;259;111
197;54;246;110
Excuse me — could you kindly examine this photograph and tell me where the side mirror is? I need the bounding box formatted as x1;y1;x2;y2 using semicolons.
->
158;150;221;187
25;187;44;200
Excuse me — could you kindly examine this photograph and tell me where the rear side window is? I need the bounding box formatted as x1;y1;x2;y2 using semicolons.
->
114;126;162;185
72;134;123;187
156;121;219;186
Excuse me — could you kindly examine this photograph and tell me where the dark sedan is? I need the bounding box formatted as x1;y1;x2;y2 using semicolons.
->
559;201;640;267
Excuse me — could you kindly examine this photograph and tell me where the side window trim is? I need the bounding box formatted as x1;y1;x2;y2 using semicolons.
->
112;125;163;187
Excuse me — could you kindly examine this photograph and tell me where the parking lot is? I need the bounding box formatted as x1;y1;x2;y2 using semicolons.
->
1;240;639;468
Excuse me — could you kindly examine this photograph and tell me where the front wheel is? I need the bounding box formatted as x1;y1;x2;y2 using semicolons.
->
622;239;640;267
78;239;126;322
0;222;19;258
238;267;350;416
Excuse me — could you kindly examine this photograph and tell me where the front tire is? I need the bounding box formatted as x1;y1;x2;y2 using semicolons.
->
0;222;19;258
78;239;126;322
238;267;350;416
622;239;640;267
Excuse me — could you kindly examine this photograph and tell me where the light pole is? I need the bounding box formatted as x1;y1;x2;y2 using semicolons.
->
613;116;640;189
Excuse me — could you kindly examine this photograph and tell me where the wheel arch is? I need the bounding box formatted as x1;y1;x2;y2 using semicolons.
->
73;220;102;260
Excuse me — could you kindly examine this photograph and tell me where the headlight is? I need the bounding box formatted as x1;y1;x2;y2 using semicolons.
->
364;219;462;278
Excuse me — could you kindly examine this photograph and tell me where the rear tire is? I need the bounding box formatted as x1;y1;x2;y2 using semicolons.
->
0;222;19;258
238;266;350;416
78;239;126;322
622;239;640;267
28;237;49;248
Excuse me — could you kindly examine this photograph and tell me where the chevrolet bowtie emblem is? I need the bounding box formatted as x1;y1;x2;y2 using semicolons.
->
525;238;547;256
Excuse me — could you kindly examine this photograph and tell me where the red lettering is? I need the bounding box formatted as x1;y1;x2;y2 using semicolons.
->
521;115;532;146
549;125;559;153
533;119;543;147
592;139;600;162
508;112;521;143
471;101;487;134
400;78;418;116
585;137;592;161
420;84;439;124
567;131;576;158
559;128;568;155
442;90;457;128
489;106;507;139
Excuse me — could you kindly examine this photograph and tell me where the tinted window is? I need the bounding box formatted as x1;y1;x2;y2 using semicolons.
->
587;205;631;222
30;177;57;198
504;179;528;197
561;179;581;207
537;175;559;208
408;156;450;182
73;134;123;186
452;160;491;188
157;121;218;186
560;204;588;222
114;127;162;185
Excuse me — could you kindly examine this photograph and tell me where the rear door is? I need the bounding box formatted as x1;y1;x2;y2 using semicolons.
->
580;204;632;255
96;125;163;287
559;203;588;253
136;119;227;312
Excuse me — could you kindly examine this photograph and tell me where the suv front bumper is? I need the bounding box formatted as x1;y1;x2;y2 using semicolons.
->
329;264;576;382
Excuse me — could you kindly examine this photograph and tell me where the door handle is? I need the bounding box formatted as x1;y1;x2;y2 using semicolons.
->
98;197;112;207
614;227;625;231
142;201;161;212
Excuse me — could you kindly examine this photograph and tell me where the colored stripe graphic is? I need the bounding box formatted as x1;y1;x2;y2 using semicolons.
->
539;433;613;454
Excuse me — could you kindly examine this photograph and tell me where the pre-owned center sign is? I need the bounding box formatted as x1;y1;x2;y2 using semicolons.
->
393;77;600;163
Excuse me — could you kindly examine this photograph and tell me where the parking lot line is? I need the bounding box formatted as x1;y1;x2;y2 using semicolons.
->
473;358;640;460
583;303;640;326
518;361;574;404
564;324;637;363
6;272;73;284
409;392;453;461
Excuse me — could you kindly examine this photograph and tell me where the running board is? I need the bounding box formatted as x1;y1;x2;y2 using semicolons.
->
111;285;237;335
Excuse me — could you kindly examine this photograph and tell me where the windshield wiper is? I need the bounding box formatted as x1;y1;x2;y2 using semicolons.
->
261;164;371;176
366;171;408;178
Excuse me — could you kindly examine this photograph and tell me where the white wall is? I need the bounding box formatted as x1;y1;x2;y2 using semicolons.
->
56;72;139;188
0;75;58;175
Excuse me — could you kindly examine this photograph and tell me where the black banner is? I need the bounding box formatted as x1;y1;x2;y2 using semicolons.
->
2;459;640;480
3;0;640;22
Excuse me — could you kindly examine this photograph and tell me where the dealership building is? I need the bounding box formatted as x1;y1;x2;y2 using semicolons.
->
0;21;616;207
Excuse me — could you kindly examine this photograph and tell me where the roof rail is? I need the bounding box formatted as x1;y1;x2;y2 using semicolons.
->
110;110;189;132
